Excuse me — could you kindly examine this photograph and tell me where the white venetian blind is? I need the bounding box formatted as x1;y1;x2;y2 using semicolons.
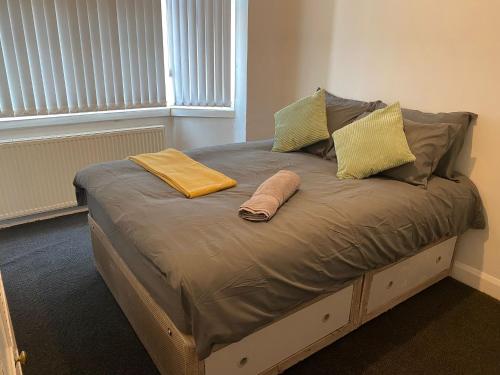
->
166;0;232;107
0;0;166;118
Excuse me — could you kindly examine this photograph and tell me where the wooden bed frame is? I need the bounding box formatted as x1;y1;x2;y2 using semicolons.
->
89;215;457;375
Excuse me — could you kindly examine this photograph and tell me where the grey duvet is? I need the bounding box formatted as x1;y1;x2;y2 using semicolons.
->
74;139;484;359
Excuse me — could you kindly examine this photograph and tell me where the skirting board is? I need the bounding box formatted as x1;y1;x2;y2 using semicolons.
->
0;206;88;229
451;261;500;301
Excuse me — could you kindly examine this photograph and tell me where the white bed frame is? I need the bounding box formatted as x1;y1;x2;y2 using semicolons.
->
88;215;457;375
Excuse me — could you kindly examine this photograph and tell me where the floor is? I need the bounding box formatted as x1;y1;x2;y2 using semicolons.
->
0;213;499;375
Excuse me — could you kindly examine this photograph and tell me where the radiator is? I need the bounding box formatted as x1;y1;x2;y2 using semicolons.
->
0;126;165;220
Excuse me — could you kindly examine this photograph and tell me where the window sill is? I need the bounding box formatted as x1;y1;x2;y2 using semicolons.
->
0;107;171;131
170;106;235;118
0;106;235;131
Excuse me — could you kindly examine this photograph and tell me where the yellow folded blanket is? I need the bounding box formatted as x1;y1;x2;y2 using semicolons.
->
129;149;237;198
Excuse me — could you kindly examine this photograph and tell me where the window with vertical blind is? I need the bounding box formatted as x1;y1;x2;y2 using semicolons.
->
0;0;166;118
165;0;233;107
0;0;233;122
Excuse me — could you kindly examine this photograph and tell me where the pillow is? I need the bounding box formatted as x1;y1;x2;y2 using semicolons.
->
272;89;329;152
333;102;416;179
303;89;384;157
400;108;477;179
381;119;462;187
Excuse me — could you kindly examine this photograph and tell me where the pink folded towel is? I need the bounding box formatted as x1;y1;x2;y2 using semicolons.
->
239;170;301;222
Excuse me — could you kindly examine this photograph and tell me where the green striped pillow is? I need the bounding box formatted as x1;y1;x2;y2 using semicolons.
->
272;90;329;152
333;102;416;179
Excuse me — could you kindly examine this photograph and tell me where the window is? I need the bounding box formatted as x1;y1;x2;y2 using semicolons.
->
0;0;233;121
0;0;166;118
165;0;233;107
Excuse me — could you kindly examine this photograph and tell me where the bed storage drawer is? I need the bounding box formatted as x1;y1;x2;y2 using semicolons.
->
364;237;457;318
204;283;355;375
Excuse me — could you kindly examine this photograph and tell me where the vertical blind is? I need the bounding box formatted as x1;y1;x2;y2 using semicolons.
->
0;0;166;118
166;0;232;107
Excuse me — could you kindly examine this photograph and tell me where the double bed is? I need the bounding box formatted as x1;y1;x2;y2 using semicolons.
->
74;139;483;375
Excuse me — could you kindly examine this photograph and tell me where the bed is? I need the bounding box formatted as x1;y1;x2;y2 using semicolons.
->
74;139;484;375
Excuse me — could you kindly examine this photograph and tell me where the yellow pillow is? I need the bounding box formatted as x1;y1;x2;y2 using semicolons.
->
272;89;329;152
333;102;416;179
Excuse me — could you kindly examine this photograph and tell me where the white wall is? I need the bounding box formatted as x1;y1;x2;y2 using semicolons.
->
327;0;499;299
246;0;334;140
245;0;499;299
169;117;236;150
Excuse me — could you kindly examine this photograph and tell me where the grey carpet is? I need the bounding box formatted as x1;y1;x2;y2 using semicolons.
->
0;213;499;375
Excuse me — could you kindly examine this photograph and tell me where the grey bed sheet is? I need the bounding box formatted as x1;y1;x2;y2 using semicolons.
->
74;139;484;360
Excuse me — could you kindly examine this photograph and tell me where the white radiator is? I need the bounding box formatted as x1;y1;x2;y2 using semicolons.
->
0;126;165;220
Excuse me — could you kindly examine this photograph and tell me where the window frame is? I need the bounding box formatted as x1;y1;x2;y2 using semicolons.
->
0;0;237;133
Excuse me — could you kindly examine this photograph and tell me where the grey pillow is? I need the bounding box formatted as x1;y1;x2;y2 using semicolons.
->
399;108;477;179
303;90;383;158
381;119;462;187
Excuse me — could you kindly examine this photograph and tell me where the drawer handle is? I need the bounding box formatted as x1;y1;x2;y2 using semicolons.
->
167;328;172;336
322;313;331;322
238;357;248;367
436;256;442;264
387;280;394;289
15;351;27;366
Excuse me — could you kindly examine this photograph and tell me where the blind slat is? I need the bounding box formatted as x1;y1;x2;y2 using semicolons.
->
213;0;223;106
135;0;148;106
222;0;231;106
187;0;198;105
168;0;183;104
153;0;165;104
204;0;215;105
178;0;190;105
31;0;58;113
107;0;124;107
195;0;206;105
55;0;80;111
144;0;156;104
125;0;140;106
0;38;13;116
0;0;166;118
44;0;69;112
20;0;47;114
115;0;132;107
0;0;25;115
7;0;36;114
87;0;106;109
97;0;117;108
76;0;97;111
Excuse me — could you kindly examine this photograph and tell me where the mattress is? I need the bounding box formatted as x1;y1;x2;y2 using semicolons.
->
74;139;484;359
